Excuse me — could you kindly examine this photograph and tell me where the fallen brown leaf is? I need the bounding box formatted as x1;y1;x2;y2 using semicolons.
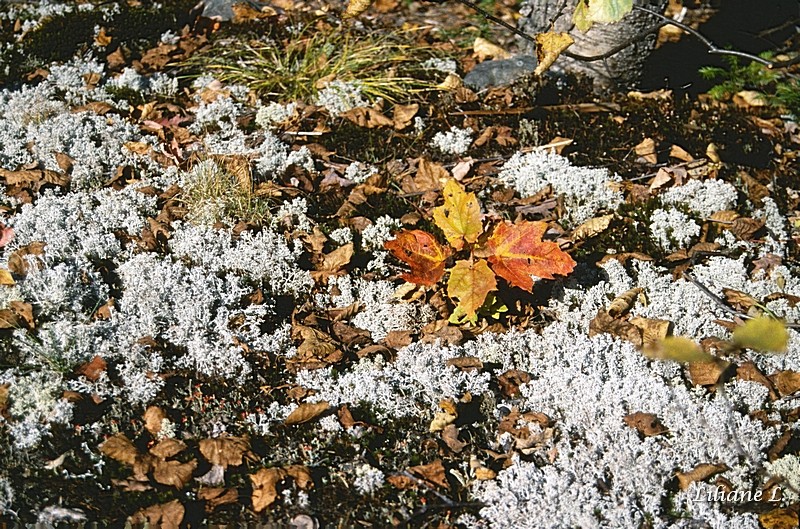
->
409;459;449;489
340;107;393;128
572;214;614;241
771;370;800;397
285;465;314;489
284;401;330;425
152;459;197;489
149;438;187;459
687;359;731;386
129;500;184;529
441;424;467;453
676;463;729;490
759;508;799;529
198;487;239;512
623;412;667;437
199;436;251;468
608;287;644;317
143;406;166;436
100;433;138;466
634;138;658;164
251;467;288;512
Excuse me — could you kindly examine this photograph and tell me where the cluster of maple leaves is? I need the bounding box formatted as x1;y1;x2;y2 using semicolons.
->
385;179;576;322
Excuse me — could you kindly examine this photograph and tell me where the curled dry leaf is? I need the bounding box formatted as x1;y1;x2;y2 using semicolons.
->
100;433;138;466
607;287;644;317
251;467;288;512
770;370;800;397
441;424;467;453
533;32;574;76
199;436;251;468
76;355;108;382
675;463;729;490
344;0;374;18
571;214;614;241
284;401;330;425
687;359;731;386
629;317;671;350
340;107;393;128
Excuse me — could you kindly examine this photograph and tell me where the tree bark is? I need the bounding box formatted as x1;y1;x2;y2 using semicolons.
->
517;0;668;92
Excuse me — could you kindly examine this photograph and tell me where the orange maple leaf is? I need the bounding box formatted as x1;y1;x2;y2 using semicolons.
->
482;221;575;290
384;230;450;286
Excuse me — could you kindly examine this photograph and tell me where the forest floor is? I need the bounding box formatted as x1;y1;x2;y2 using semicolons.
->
0;0;799;527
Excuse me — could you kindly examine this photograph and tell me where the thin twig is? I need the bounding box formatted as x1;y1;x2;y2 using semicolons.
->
399;470;455;505
633;5;799;69
682;272;744;318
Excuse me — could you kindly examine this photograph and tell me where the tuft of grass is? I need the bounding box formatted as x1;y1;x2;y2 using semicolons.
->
183;23;443;103
181;156;272;226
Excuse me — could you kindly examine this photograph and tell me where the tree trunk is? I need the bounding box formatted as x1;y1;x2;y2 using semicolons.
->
517;0;668;92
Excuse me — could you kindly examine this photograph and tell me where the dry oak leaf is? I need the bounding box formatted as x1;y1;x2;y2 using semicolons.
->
441;424;467;453
687;359;731;387
533;31;574;76
199;436;251;468
433;179;483;250
284;401;330;425
410;459;449;489
447;259;497;319
340;107;394;128
251;467;288;512
0;270;14;286
392;103;419;131
384;230;450;286
480;221;576;290
629;317;671;350
675;463;729;490
100;433;138;466
129;500;184;529
152;458;197;489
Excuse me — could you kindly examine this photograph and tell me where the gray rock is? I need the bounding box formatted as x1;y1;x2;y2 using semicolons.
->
463;55;538;91
196;0;235;20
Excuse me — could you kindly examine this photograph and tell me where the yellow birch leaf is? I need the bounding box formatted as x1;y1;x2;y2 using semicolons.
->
447;259;497;320
533;32;574;76
732;317;788;353
644;336;714;363
433;179;482;250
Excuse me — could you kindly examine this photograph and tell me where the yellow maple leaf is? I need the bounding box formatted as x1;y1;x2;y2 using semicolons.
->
447;259;497;320
433;179;482;250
